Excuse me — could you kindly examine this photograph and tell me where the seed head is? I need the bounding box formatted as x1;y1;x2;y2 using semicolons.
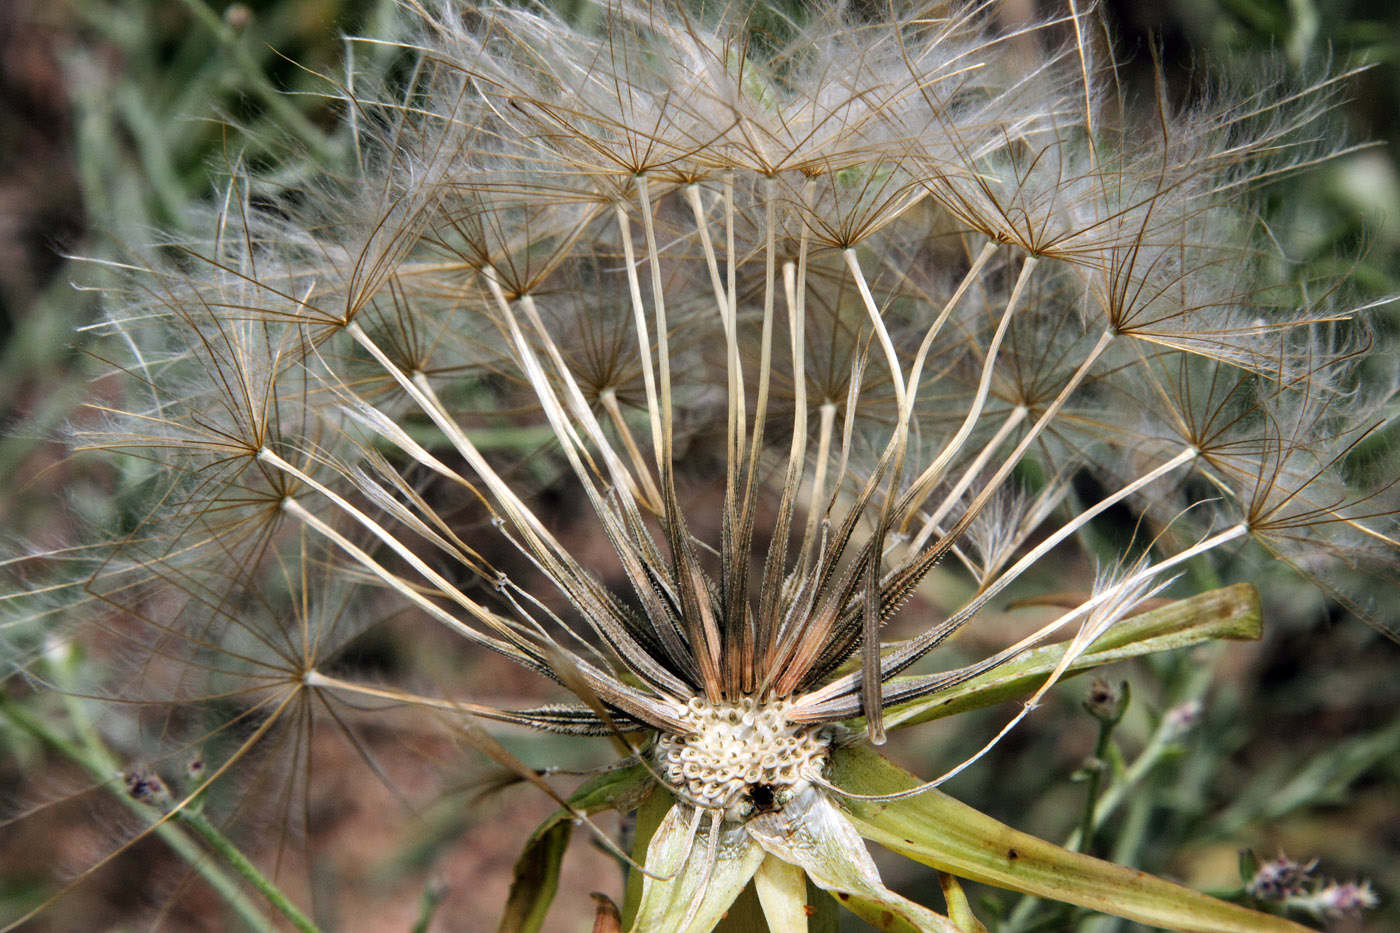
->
5;0;1396;929
654;698;833;820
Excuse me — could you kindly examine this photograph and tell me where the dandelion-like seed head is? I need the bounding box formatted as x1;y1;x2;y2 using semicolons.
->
4;0;1396;930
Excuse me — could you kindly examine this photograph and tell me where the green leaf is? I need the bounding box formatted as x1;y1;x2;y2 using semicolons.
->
835;895;940;933
883;584;1261;730
569;762;655;814
495;820;571;933
828;747;1312;933
496;763;652;933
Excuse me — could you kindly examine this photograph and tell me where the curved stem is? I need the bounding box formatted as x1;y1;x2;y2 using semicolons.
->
176;807;323;933
0;697;272;932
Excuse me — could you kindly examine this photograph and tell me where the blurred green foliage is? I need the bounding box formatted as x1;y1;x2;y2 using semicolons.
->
0;0;399;493
1107;0;1400;295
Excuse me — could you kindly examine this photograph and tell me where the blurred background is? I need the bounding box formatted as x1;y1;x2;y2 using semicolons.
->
1;0;1397;930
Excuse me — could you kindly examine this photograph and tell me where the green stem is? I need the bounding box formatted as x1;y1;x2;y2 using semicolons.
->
411;879;448;933
0;697;270;931
1077;732;1108;855
1075;649;1219;848
175;807;324;933
1004;649;1222;931
1077;685;1128;856
1072;718;1172;849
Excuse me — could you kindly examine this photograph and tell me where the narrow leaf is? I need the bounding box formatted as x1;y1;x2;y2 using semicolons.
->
883;584;1260;730
835;896;938;933
937;873;986;933
829;747;1312;933
497;764;652;933
495;820;571;933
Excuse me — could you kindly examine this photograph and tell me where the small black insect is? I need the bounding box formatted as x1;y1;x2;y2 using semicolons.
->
746;783;779;815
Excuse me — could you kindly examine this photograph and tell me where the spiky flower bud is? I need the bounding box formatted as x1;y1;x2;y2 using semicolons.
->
124;770;172;810
1248;853;1318;901
1306;880;1380;916
1162;698;1204;739
1245;852;1377;921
